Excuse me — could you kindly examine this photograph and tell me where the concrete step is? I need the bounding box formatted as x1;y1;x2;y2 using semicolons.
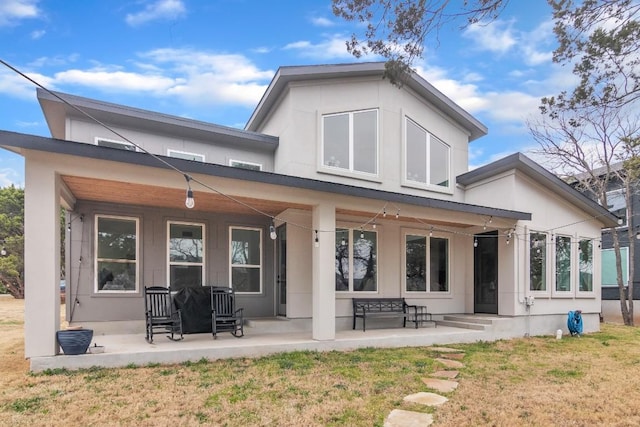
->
442;315;496;325
436;320;488;331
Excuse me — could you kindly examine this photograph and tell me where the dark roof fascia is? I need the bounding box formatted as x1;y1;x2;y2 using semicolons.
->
36;88;278;152
245;62;488;142
457;152;620;228
1;130;529;221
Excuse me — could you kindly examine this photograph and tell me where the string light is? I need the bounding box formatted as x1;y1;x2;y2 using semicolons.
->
360;229;365;239
184;174;195;209
269;221;277;240
395;209;400;219
473;238;478;248
314;230;319;247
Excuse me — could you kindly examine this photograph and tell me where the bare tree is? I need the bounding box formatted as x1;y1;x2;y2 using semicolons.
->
332;0;509;84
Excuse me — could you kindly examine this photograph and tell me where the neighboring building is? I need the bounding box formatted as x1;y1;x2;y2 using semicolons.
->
583;167;640;324
0;62;618;367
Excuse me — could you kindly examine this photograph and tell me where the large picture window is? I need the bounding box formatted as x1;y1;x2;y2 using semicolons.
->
530;232;547;291
602;246;629;287
168;222;204;291
405;233;449;292
230;227;262;293
579;239;594;292
405;117;450;189
335;228;377;292
323;109;378;176
95;215;138;292
555;235;572;292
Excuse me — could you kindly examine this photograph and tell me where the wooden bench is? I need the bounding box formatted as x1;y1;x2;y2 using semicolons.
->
352;298;419;331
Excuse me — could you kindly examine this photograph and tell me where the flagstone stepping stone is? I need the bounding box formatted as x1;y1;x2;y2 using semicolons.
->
431;370;459;379
422;377;458;393
403;391;448;406
435;358;464;369
384;409;434;427
440;352;465;360
429;346;464;353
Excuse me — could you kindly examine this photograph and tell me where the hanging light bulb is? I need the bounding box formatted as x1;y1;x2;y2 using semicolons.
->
341;236;346;246
474;238;478;248
372;220;376;229
0;247;6;256
383;208;387;218
67;222;71;232
429;227;433;237
360;229;365;239
185;187;195;209
269;223;277;240
395;209;400;219
314;230;320;248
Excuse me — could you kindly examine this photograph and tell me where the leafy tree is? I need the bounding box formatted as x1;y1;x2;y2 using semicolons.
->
0;186;24;298
332;0;509;84
533;0;640;325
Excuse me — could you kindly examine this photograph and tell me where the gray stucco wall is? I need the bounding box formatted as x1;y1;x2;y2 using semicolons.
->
65;200;275;324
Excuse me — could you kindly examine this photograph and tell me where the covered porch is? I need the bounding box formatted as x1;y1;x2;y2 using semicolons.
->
6;134;531;364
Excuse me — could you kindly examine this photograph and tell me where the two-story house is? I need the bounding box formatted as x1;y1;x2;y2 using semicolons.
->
0;62;618;370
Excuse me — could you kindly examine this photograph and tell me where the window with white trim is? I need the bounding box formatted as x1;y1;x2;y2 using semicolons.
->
95;137;136;151
95;215;138;292
322;109;378;176
168;222;204;291
555;235;572;292
604;189;627;227
404;233;449;292
579;239;594;292
335;228;377;292
229;159;262;171
405;117;450;188
230;227;262;293
602;246;629;287
168;149;205;162
530;232;547;291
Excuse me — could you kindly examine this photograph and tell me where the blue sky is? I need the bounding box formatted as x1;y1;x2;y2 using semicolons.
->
0;0;568;187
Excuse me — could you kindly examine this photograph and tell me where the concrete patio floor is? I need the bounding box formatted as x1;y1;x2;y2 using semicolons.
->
31;320;504;372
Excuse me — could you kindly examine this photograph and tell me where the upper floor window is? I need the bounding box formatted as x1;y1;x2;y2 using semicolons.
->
605;189;627;227
168;222;204;291
335;228;377;292
322;109;378;176
168;149;205;162
405;117;450;189
229;159;262;171
95;215;138;293
95;137;136;151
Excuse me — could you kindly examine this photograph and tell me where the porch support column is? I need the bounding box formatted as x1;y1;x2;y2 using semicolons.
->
312;202;335;340
24;159;61;358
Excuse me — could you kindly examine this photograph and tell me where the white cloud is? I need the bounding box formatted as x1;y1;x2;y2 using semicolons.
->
0;167;23;188
30;29;45;39
463;20;517;54
283;34;356;60
125;0;186;27
0;0;40;26
415;65;488;114
0;67;54;99
54;68;180;92
519;20;554;66
310;16;335;27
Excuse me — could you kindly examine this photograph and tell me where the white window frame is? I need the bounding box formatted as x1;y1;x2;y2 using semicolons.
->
335;226;378;293
94;214;139;293
229;159;262;171
229;226;263;294
95;137;137;151
528;231;550;295
402;116;452;193
402;229;451;295
601;246;629;287
604;188;627;228
577;238;595;295
168;149;205;162
553;234;573;295
320;108;379;179
167;221;205;289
